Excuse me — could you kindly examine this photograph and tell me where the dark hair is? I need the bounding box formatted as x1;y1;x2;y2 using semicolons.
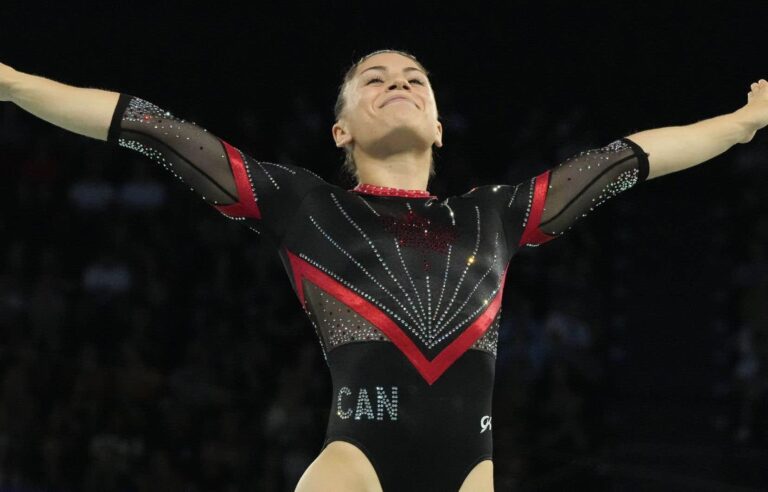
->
334;49;438;181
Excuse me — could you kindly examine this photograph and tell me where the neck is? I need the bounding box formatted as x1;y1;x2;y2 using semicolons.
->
354;146;431;191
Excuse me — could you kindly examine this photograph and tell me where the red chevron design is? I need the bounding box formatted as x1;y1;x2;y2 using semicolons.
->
285;249;507;385
213;139;262;219
519;169;556;246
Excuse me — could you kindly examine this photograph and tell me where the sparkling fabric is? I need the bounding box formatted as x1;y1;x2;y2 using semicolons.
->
352;182;436;198
111;96;239;206
107;94;326;243
107;91;649;372
378;209;458;255
539;139;644;236
467;137;650;248
107;91;649;375
469;312;501;357
107;92;650;491
304;275;500;357
304;279;390;350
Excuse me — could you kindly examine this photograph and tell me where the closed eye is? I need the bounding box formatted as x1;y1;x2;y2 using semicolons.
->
365;78;425;85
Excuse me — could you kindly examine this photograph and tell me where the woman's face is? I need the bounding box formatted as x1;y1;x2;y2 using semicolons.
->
332;52;443;158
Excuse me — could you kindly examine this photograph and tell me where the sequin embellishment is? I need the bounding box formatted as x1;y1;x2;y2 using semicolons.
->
469;312;500;357
379;210;458;255
351;183;436;199
336;386;399;421
303;279;390;350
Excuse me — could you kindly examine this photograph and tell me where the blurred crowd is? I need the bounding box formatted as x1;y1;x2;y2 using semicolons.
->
0;91;766;491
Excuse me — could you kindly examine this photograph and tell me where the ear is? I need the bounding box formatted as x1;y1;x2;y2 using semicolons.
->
332;120;353;148
434;120;443;148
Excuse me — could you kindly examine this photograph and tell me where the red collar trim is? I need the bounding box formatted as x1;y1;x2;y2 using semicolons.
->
350;183;436;199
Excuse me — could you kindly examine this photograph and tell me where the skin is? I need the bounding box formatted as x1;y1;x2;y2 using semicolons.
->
330;53;768;189
1;56;767;491
318;52;494;492
295;441;494;491
332;52;443;191
627;78;768;180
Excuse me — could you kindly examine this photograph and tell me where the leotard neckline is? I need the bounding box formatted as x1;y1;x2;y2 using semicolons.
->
350;183;436;199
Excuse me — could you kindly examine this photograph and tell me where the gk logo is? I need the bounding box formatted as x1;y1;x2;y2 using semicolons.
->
480;415;492;433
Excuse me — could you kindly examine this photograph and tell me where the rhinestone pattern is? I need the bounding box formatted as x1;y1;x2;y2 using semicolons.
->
303;197;504;352
469;312;501;357
508;138;648;247
108;94;650;389
116;96;264;228
379;210;458;255
375;386;399;420
351;183;436;199
336;386;399;421
304;280;389;350
111;95;335;243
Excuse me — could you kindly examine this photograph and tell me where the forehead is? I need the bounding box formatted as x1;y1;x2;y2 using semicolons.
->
355;52;425;76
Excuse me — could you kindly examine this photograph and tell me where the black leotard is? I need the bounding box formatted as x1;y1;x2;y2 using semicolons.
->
107;93;649;491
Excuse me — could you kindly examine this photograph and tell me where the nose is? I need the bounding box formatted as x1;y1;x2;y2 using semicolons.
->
387;77;411;91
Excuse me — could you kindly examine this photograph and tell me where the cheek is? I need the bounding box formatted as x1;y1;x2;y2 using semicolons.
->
426;92;439;117
344;85;365;115
343;95;373;131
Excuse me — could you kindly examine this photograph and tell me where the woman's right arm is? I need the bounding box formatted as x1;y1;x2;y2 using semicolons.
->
1;62;245;207
2;62;119;141
1;61;328;243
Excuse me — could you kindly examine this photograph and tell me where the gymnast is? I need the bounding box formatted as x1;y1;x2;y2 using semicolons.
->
1;50;766;491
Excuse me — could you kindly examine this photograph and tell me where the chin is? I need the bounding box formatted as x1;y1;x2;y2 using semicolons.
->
369;126;431;155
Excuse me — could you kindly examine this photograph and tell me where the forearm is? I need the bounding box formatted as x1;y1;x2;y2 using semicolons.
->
626;108;758;180
9;70;120;141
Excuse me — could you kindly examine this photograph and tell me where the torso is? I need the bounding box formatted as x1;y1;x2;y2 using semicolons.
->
279;185;511;491
108;97;649;492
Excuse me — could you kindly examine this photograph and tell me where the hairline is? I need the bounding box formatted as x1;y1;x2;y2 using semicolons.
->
358;65;429;77
340;59;434;119
334;49;437;181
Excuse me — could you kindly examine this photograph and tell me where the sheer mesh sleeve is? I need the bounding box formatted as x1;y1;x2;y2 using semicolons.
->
470;137;649;250
106;93;326;243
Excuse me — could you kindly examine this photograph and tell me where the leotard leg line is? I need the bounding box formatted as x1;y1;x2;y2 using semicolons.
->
106;95;649;491
320;341;495;491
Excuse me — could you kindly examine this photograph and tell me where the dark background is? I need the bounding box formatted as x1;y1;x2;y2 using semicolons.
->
1;1;767;490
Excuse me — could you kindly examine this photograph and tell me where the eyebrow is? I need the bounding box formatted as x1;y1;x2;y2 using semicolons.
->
359;66;427;76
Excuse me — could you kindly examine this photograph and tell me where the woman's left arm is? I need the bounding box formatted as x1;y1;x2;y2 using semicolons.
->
628;79;768;180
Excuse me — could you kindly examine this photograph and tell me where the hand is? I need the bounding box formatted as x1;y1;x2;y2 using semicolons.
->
0;61;18;102
738;79;768;143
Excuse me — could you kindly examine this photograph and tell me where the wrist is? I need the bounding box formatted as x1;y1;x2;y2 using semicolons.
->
0;63;19;103
6;69;26;105
730;106;762;144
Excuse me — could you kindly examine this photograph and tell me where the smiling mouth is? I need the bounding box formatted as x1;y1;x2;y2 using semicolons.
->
382;97;417;108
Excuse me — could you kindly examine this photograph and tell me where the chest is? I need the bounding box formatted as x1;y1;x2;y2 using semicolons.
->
280;190;510;379
287;191;506;281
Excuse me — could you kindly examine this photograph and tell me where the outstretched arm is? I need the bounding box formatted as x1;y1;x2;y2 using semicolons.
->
1;61;119;141
1;61;327;243
460;79;766;251
1;62;245;207
627;79;768;180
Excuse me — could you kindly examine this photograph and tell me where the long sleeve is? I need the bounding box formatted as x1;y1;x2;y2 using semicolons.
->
106;93;326;243
469;137;650;251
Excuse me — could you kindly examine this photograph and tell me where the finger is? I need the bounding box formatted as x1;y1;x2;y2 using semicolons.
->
751;82;759;90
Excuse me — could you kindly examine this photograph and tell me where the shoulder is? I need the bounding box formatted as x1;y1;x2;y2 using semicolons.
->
456;183;527;205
